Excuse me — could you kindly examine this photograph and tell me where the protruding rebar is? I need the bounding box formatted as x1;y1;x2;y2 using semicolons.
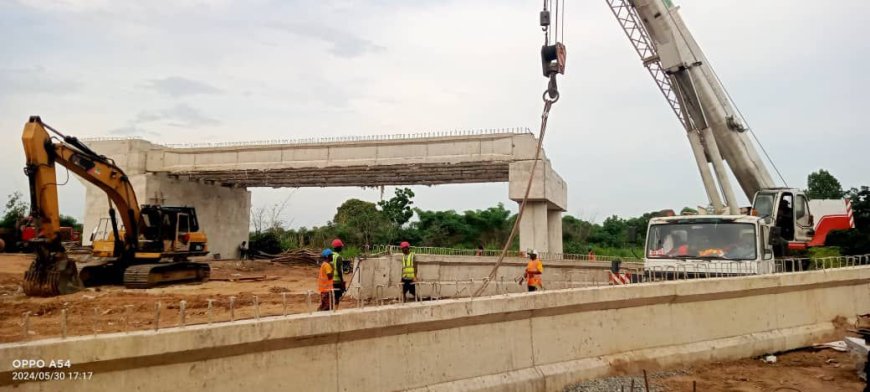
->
329;289;336;312
154;302;161;331
92;308;99;336
61;308;68;339
229;296;236;321
124;305;134;332
207;299;214;324
22;311;30;339
282;292;288;316
179;300;187;327
253;296;260;321
306;290;313;313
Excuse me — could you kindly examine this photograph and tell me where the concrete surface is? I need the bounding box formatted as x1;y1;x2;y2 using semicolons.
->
348;254;628;300
2;267;867;392
80;131;568;255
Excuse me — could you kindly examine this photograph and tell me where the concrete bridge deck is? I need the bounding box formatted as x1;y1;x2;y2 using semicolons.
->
81;129;568;256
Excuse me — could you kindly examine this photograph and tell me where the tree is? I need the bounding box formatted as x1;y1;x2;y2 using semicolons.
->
377;188;415;226
59;215;83;231
0;192;28;229
806;169;844;199
334;199;389;246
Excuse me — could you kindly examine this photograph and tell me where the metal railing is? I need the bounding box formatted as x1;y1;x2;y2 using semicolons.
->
370;245;642;263
10;254;868;343
82;127;533;149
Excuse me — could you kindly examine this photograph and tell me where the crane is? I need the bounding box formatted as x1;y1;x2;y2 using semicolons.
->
604;1;855;272
21;116;211;296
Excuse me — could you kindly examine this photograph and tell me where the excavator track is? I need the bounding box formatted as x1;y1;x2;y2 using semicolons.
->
23;254;83;297
123;262;210;289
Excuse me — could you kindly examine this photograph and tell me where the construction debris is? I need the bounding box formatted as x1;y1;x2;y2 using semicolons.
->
256;248;321;266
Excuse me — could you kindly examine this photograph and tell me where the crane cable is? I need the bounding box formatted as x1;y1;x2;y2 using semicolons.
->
474;94;558;298
474;0;565;297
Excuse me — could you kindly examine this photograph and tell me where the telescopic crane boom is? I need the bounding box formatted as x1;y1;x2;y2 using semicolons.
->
607;0;776;213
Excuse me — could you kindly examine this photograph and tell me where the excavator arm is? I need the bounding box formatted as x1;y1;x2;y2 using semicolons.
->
21;116;141;295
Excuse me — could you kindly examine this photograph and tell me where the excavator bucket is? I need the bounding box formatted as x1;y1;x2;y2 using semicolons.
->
23;252;83;296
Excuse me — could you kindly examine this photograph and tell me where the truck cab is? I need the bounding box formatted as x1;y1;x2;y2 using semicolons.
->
644;215;776;277
751;188;853;253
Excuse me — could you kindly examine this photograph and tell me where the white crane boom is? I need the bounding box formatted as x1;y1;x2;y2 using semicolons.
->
607;0;776;213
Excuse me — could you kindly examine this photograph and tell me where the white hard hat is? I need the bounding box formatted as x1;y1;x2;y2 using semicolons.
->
530;249;538;255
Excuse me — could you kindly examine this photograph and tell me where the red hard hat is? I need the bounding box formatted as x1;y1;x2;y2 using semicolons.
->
399;241;411;249
331;239;344;248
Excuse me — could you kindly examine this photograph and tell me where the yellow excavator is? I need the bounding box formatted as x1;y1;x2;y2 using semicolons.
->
21;116;210;296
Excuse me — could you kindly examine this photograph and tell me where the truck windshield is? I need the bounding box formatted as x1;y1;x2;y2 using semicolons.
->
646;222;757;260
753;193;775;218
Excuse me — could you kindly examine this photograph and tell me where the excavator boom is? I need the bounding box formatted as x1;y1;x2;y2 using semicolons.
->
21;116;211;296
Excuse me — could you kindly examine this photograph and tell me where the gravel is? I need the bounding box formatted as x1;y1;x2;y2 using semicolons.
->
563;369;691;392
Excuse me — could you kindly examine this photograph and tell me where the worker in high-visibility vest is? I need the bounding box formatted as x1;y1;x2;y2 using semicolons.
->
399;241;417;300
331;238;347;307
524;249;543;292
317;249;335;311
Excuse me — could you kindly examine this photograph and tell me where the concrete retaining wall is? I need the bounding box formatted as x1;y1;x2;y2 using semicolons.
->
2;267;868;392
349;254;633;300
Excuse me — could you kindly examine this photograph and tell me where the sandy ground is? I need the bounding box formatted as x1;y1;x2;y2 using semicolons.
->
0;253;358;342
655;349;866;391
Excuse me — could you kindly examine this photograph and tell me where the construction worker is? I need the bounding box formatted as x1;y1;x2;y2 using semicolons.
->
587;247;597;261
399;241;417;300
524;249;543;292
238;241;248;260
317;249;334;311
331;238;347;306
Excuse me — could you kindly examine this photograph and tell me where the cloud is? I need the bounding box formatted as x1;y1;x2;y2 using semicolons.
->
108;125;160;137
270;22;385;58
134;104;220;128
146;77;222;97
0;66;80;94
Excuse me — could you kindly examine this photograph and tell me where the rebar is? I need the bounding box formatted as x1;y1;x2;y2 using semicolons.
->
154;302;161;331
282;293;288;316
306;290;313;313
22;311;30;338
229;296;236;321
92;308;99;336
207;299;215;324
179;300;187;327
329;289;336;312
61;308;68;338
124;305;134;332
253;296;260;321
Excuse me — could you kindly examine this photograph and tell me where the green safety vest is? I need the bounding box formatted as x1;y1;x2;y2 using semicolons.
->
332;253;343;283
402;253;415;279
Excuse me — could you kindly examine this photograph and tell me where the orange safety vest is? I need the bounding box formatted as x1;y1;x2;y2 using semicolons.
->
318;261;334;293
525;259;543;287
587;251;596;261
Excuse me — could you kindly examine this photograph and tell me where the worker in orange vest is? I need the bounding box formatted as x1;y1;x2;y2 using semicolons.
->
317;249;335;311
523;249;543;292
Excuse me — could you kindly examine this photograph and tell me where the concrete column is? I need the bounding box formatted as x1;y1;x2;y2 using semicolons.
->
518;202;549;254
547;210;563;255
80;174;250;259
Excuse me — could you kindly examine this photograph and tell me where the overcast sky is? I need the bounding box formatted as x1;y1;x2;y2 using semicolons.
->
1;0;867;228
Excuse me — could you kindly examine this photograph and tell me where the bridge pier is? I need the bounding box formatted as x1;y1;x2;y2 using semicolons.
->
78;140;250;259
509;160;568;255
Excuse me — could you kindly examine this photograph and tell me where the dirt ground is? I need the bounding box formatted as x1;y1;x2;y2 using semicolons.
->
654;349;866;392
0;253;357;342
